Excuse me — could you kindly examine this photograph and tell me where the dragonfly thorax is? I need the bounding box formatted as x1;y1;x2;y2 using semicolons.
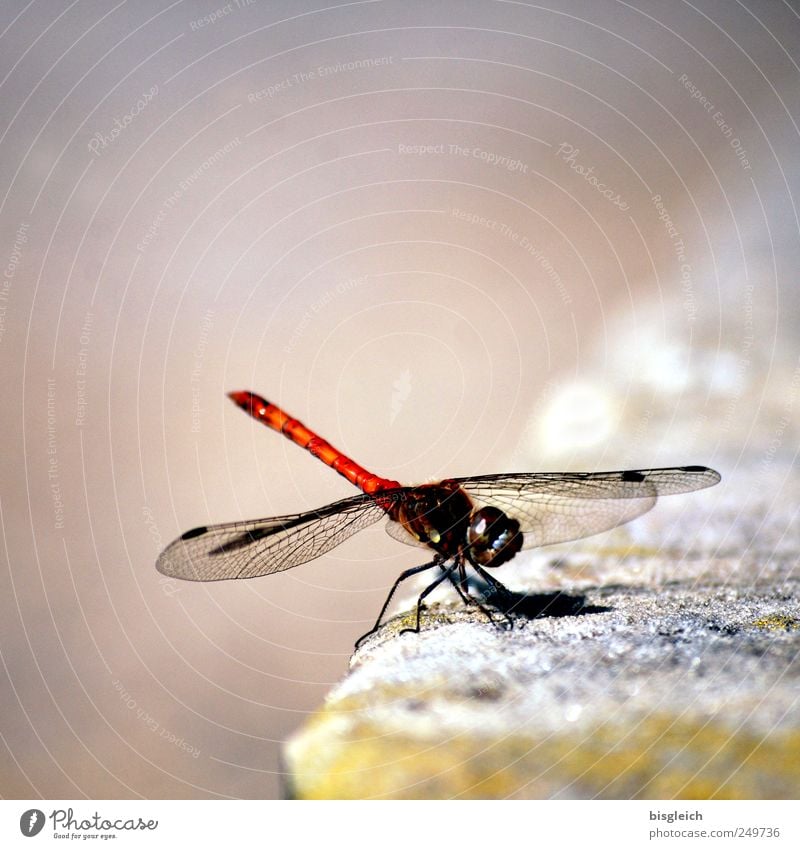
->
393;482;473;555
393;483;522;568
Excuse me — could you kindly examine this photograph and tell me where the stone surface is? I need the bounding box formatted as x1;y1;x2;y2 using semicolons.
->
284;588;800;799
283;463;800;799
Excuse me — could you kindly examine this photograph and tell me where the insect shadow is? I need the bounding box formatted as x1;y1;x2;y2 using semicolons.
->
467;578;611;620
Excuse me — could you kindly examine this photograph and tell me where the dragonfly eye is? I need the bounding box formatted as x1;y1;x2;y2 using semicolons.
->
466;507;523;568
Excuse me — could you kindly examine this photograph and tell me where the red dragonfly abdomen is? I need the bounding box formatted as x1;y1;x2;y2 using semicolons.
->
228;391;401;496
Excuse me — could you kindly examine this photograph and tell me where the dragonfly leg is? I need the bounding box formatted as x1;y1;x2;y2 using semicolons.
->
446;563;513;631
452;561;485;609
355;557;442;649
468;563;515;630
398;561;456;638
448;564;478;609
470;562;513;599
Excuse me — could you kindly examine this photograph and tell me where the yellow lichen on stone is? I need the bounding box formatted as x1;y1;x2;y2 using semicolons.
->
751;614;800;631
285;701;800;799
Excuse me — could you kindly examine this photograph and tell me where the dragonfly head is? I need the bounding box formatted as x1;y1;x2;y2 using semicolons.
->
465;506;523;568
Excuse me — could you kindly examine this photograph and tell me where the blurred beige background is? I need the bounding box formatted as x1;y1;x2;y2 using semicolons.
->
1;0;798;799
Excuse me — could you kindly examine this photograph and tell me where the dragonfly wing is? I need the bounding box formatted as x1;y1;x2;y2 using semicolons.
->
455;466;720;549
499;492;658;549
156;492;394;581
384;515;429;549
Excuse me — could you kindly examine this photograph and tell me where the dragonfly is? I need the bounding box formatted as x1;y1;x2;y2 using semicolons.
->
156;391;721;646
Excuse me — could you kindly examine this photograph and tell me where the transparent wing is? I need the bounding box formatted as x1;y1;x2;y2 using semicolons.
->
156;492;401;581
384;515;428;549
452;466;720;549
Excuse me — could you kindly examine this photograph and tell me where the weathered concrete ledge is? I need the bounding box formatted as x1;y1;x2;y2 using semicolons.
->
284;576;800;798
